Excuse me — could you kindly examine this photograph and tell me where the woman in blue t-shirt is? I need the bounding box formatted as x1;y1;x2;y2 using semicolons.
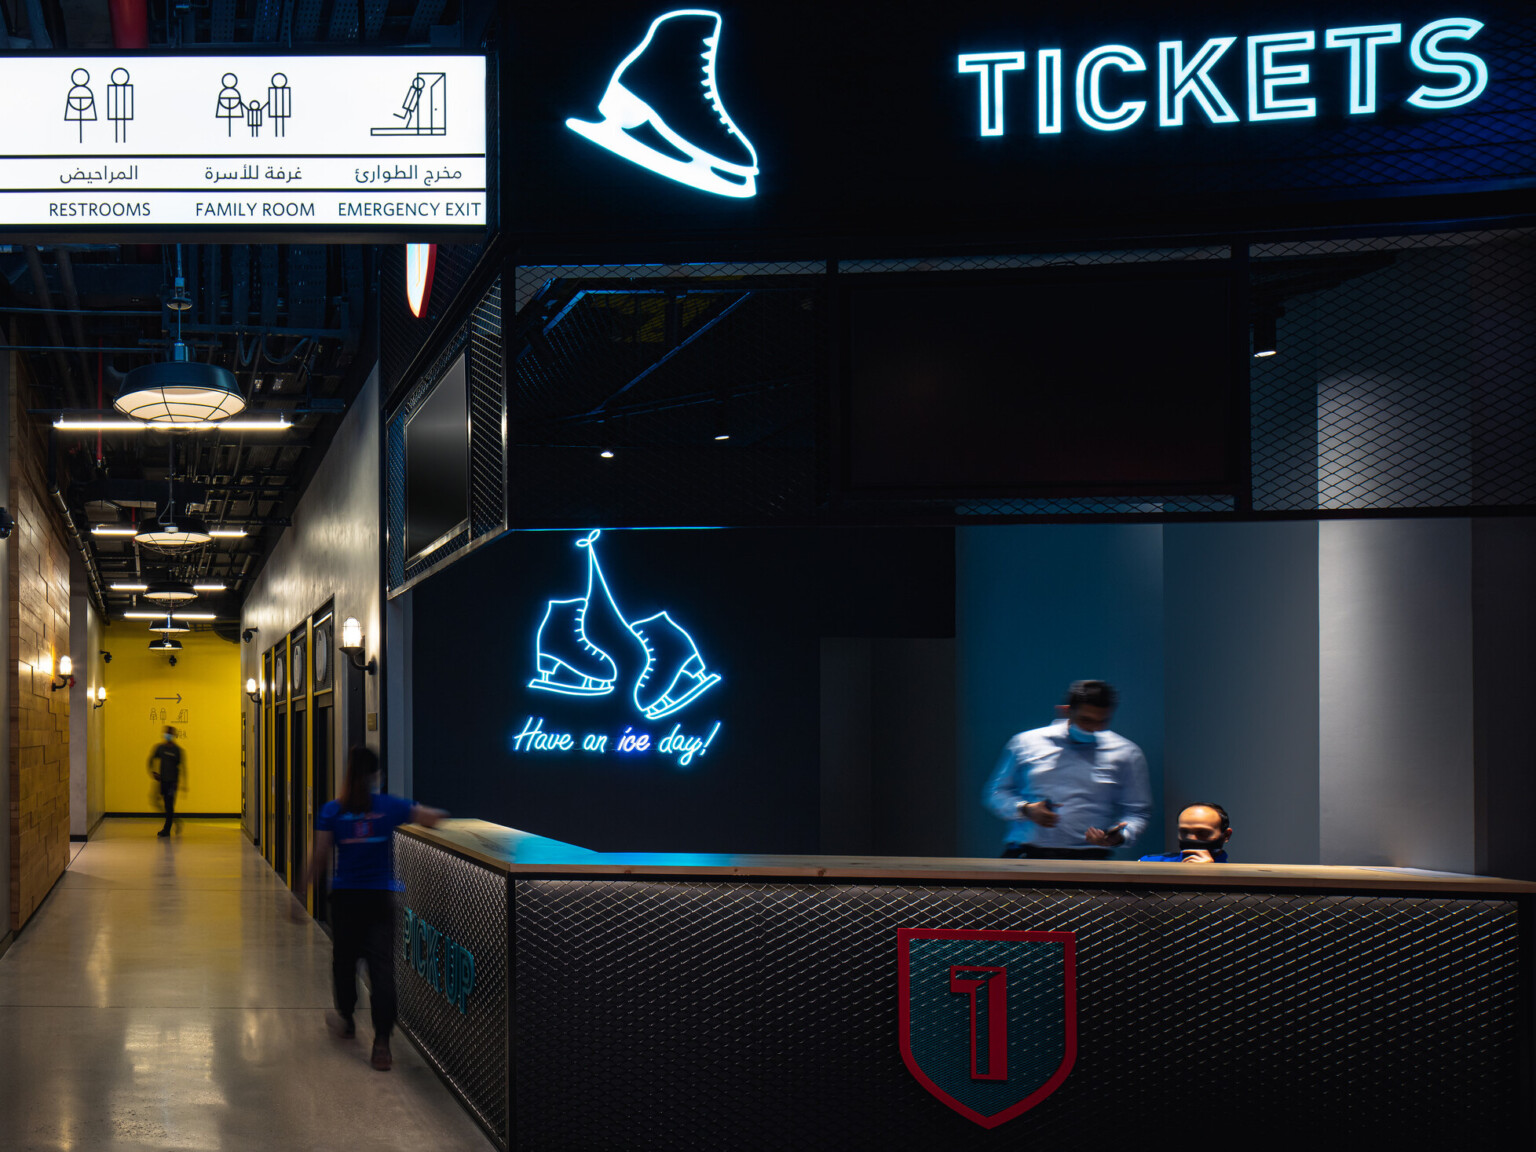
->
301;746;445;1071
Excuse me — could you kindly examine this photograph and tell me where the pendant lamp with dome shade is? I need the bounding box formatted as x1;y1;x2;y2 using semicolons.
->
114;245;246;425
143;581;197;604
135;441;213;555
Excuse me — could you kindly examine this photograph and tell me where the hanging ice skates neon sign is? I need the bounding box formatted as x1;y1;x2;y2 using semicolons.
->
528;529;722;720
957;16;1489;137
565;10;760;198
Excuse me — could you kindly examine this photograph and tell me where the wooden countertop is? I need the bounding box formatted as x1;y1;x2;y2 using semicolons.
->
399;820;1536;894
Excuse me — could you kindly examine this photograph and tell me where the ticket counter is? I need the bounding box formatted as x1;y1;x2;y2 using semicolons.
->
394;821;1534;1150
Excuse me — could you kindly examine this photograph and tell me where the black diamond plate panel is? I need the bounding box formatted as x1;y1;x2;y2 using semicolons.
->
512;880;1525;1149
396;835;510;1150
469;278;506;539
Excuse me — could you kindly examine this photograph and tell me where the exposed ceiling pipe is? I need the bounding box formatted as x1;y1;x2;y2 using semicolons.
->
47;431;109;616
24;246;78;407
108;0;149;49
54;250;95;401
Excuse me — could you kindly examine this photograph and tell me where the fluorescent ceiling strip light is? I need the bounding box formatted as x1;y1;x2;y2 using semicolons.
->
91;526;139;536
122;611;217;620
191;583;226;591
207;529;247;537
54;417;290;431
109;583;149;591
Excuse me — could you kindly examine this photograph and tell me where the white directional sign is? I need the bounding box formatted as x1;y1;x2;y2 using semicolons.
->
0;54;487;230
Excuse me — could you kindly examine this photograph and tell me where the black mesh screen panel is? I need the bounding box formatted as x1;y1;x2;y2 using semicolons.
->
511;880;1524;1149
382;241;491;397
396;836;510;1149
1250;231;1536;511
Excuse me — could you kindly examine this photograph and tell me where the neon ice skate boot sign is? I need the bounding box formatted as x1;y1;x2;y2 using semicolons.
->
566;9;759;198
517;530;724;769
957;17;1489;137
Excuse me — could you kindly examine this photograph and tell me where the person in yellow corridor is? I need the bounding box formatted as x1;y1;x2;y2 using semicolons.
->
147;725;186;837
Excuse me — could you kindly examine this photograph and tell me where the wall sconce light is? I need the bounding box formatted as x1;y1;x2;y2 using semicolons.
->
93;686;107;710
51;655;74;691
246;677;263;704
340;617;377;675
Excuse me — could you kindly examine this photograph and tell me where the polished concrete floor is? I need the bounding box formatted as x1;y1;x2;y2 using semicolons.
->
0;818;494;1152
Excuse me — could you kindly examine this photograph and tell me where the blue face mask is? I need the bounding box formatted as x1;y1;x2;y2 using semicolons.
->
1066;724;1098;745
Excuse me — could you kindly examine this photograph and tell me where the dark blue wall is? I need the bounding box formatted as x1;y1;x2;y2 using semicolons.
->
956;525;1166;859
411;526;953;854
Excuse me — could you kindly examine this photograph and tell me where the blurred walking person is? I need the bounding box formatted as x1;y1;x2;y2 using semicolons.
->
301;746;445;1071
147;725;185;837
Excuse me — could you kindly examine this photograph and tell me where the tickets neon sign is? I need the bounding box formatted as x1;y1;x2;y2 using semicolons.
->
957;17;1488;137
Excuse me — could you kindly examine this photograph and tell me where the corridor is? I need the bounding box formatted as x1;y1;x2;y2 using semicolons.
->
0;819;493;1152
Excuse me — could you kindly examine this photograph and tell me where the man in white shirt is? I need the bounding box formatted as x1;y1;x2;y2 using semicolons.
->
985;680;1152;860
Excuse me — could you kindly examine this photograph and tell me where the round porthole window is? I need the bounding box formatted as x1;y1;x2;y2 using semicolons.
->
314;621;332;689
291;637;307;694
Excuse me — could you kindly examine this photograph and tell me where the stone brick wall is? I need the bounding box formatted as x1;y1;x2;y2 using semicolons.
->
8;383;71;932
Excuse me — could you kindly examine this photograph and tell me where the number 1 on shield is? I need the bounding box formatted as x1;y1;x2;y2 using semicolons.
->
949;965;1007;1081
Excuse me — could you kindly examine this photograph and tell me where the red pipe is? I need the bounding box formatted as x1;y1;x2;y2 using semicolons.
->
108;0;148;49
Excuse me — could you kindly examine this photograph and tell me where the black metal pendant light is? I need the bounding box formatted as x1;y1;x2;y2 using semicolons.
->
143;581;197;603
114;246;246;425
134;441;213;554
134;514;212;551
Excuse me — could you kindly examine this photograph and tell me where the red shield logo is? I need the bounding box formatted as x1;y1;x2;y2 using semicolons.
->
897;928;1076;1128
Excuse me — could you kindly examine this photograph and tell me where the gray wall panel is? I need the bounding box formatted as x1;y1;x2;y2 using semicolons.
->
0;356;10;938
1163;522;1320;863
68;596;105;837
819;638;873;855
1319;519;1474;871
241;368;382;835
1471;518;1536;881
820;639;958;858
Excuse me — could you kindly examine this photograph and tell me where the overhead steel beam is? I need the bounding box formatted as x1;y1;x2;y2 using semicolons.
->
0;306;160;317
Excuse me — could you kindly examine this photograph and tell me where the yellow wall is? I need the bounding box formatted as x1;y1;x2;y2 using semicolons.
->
103;626;243;815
